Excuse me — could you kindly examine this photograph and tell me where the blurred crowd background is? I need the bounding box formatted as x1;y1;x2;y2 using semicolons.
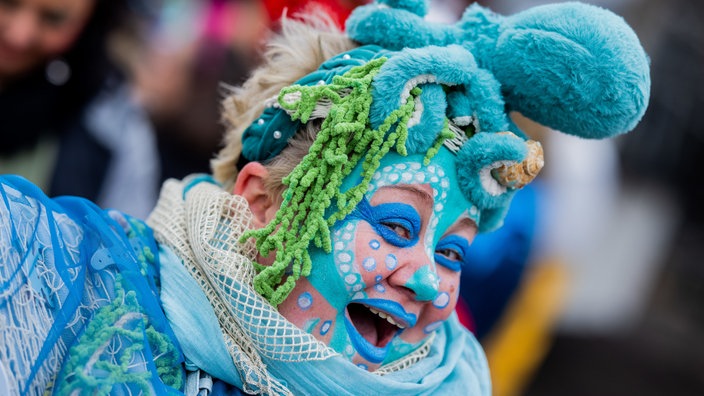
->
1;0;702;395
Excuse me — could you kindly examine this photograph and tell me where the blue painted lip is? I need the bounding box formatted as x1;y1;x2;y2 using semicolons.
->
343;316;389;364
353;298;418;328
344;299;419;364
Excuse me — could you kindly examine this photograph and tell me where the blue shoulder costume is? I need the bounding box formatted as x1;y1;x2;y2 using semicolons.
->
0;174;488;395
0;175;184;394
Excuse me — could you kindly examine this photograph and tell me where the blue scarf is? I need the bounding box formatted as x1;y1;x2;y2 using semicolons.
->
160;243;491;395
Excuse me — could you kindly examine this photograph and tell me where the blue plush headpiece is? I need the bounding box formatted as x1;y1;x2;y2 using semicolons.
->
238;0;650;305
241;0;649;233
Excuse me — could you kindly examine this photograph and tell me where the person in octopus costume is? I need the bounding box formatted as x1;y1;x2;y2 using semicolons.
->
0;1;649;394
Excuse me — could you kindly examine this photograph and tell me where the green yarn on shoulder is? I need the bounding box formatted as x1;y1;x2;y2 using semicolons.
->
241;58;422;307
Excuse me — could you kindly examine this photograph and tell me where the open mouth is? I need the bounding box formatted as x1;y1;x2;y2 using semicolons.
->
348;303;404;347
344;299;417;363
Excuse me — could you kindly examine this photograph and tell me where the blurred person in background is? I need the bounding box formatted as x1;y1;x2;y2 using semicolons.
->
131;0;370;185
130;0;266;184
0;0;161;218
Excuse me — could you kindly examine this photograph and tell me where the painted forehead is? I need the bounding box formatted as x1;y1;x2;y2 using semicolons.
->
365;151;481;227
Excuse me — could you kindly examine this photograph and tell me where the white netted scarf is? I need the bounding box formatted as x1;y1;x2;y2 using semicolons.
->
147;178;433;394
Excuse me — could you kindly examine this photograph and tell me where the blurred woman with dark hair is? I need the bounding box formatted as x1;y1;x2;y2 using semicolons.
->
0;0;160;217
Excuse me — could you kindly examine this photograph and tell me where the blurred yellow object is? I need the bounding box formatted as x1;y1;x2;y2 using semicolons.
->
481;258;570;396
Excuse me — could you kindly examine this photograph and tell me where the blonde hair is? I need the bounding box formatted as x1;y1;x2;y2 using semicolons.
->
211;12;357;193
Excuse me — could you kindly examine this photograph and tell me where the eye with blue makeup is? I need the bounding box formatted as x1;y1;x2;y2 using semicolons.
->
349;198;421;247
434;235;471;272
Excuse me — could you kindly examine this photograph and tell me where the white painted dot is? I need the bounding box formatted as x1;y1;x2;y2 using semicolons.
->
320;321;332;335
435;203;444;212
297;292;313;310
414;173;425;183
410;163;421;170
401;172;413;182
337;252;352;263
389;173;400;182
334;241;345;251
383;166;392;172
424;321;443;333
385;254;398;270
363;257;376;271
345;274;357;284
433;292;450;309
340;264;351;272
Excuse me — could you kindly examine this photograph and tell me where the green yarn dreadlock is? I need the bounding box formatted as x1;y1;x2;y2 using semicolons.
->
240;58;423;306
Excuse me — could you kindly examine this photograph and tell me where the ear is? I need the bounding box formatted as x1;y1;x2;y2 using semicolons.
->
233;162;278;228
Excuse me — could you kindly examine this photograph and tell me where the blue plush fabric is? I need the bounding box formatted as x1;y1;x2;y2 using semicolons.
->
348;1;650;139
352;0;648;232
242;1;649;233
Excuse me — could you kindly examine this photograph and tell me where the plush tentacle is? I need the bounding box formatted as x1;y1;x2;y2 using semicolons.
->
346;1;457;49
479;2;650;138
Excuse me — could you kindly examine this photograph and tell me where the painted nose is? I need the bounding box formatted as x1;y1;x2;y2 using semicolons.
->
388;246;440;302
404;263;440;302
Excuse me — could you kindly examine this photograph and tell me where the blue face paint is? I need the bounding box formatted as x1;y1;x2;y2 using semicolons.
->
297;292;314;310
362;257;376;271
343;316;391;363
304;318;320;333
320;320;332;336
349;198;422;248
404;264;440;301
434;234;471;272
342;298;417;363
432;291;451;309
357;298;418;327
300;148;477;369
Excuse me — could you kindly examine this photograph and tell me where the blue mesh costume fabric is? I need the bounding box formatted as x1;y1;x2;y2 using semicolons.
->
0;175;184;395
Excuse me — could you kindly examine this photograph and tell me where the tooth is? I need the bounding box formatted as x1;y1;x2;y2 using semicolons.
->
365;306;405;329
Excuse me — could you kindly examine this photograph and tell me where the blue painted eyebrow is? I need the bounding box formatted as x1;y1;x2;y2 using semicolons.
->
349;197;421;247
